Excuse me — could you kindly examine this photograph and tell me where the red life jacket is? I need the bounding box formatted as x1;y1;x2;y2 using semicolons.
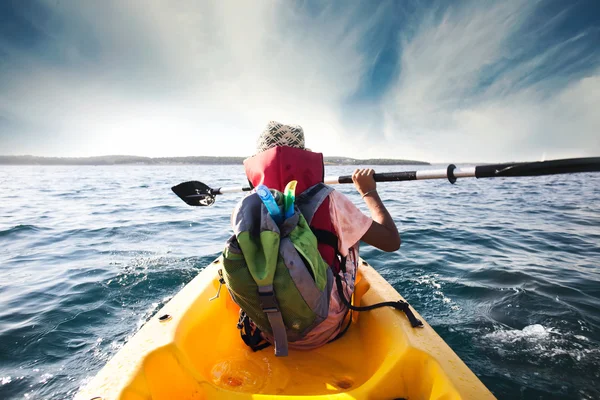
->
244;146;338;271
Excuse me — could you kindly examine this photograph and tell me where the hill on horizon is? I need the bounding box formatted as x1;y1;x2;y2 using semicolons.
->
0;155;430;166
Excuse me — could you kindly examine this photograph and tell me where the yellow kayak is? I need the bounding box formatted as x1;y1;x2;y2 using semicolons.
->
76;258;495;400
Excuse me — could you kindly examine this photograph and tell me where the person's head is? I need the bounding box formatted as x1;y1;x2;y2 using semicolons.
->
256;121;305;154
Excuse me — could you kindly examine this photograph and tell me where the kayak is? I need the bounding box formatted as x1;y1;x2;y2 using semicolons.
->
76;258;495;400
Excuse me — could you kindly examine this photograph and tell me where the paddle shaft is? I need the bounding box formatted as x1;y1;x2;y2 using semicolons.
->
331;166;467;184
215;167;479;192
214;157;600;194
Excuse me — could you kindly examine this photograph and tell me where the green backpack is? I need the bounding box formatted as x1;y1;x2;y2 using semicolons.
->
221;183;334;356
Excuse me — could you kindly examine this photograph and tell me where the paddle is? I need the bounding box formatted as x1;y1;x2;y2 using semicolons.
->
172;157;600;206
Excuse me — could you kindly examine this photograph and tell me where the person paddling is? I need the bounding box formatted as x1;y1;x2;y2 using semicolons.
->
229;121;403;352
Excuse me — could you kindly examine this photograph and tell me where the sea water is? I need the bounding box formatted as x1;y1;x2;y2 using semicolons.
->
0;165;599;399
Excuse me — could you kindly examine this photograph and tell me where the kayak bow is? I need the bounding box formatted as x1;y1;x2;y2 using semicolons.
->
76;258;495;400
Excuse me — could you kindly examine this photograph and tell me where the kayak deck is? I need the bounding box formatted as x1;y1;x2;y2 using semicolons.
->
76;258;495;399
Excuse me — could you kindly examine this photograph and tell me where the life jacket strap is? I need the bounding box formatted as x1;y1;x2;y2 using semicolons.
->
310;228;339;252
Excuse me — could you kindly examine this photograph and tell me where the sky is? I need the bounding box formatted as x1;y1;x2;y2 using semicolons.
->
0;0;599;162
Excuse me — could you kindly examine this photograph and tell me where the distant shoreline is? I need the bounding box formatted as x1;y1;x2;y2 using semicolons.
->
0;155;430;166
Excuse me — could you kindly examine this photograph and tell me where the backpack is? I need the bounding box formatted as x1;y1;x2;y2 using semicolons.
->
221;183;423;357
221;183;335;356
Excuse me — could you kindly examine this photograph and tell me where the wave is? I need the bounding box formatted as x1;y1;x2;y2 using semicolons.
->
0;224;49;238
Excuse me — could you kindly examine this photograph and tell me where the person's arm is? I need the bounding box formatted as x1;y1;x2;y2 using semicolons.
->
352;168;401;252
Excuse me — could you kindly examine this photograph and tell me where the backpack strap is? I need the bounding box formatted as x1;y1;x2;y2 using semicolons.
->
334;272;424;328
299;185;424;329
297;183;334;224
258;285;289;356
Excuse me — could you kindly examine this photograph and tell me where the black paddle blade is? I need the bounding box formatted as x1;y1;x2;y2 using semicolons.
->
475;157;600;178
171;181;216;207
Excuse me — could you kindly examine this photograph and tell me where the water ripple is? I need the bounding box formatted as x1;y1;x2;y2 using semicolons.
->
0;165;599;400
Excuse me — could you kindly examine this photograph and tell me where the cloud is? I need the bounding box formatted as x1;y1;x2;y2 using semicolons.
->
381;0;600;162
0;1;372;156
0;0;598;162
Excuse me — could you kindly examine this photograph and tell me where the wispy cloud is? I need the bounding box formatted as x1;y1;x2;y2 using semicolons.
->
380;0;600;162
0;0;598;161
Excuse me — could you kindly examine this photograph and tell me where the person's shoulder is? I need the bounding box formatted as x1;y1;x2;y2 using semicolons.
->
328;188;351;202
328;188;360;211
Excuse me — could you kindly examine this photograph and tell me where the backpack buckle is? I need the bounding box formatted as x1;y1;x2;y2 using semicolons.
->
258;291;279;313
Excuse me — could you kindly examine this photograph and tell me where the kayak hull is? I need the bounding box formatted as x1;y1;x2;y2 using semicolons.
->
76;258;495;399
